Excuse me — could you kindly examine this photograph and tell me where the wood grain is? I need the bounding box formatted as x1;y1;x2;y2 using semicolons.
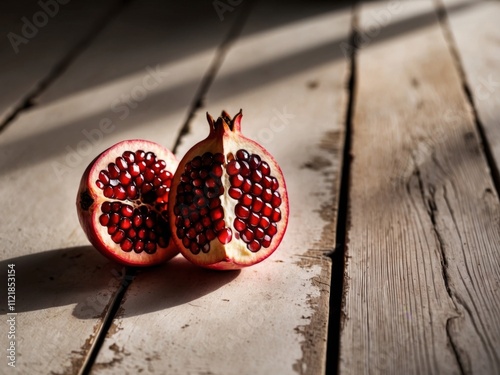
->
442;0;500;183
0;0;119;125
339;1;500;374
0;0;238;373
91;1;352;374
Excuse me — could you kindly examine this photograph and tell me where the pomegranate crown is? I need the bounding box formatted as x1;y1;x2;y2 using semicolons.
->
206;109;243;133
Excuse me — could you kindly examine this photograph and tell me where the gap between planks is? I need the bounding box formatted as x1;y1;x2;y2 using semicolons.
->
0;0;131;133
325;3;357;375
77;3;255;374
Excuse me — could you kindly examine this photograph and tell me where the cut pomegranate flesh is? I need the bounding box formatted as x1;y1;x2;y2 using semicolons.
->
77;140;179;266
169;110;289;270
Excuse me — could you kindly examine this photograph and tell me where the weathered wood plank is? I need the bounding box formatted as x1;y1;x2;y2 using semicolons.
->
339;1;500;374
442;0;500;182
92;2;351;374
0;0;239;373
0;0;119;126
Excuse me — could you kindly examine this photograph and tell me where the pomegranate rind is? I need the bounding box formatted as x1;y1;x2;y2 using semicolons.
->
77;139;179;267
168;111;289;270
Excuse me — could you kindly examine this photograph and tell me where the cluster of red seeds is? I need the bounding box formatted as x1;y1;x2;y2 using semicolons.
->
96;149;173;253
173;152;232;254
99;202;169;253
227;149;282;252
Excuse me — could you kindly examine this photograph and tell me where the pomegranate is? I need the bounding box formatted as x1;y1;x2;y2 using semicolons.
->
77;140;179;266
168;110;289;270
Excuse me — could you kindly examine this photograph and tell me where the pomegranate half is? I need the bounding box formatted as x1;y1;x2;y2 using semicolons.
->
77;140;179;266
168;110;289;270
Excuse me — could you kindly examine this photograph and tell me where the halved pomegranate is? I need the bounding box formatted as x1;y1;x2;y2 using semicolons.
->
77;140;179;266
168;110;289;270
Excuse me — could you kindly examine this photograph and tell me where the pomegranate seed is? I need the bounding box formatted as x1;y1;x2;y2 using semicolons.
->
120;218;132;230
241;179;252;193
187;228;197;239
121;239;133;252
158;236;168;248
110;213;120;225
202;216;211;228
132;214;143;228
267;223;278;236
251;183;263;196
262;189;272;202
182;237;191;248
240;161;250;177
235;204;250;219
153;177;162;188
134;240;144;253
217;228;232;244
262;176;273;188
190;242;200;254
99;214;110;226
271;177;279;190
145;216;155;229
251;170;263;183
111;230;125;244
159;170;172;180
249;154;261;169
135;150;145;161
260;216;270;229
101;202;112;213
114;186;127;200
122;151;135;164
241;228;254;243
205;177;216;188
145;242;157;254
248;212;260;227
236;149;249;160
129;163;140;177
271;208;281;222
241;193;253;206
209;197;221;209
99;170;110;184
206;229;216;241
134;175;144;187
116;157;128;171
233;218;245;232
271;192;282;207
157;186;167;197
214;219;225;232
197;233;207;245
210;207;224;221
227;160;241;176
138;161;147;172
108;163;120;178
138;229;147;239
119;171;132;185
262;203;273;217
214;153;225;164
96;180;104;189
142;183;153;194
128;228;137;238
229;187;243;199
103;186;114;198
111;202;121;212
145;152;155;165
254;227;265;240
144;168;154;182
248;240;261;252
230;175;244;187
108;225;118;235
260;161;270;176
127;185;137;199
252;197;264;213
121;205;133;217
262;235;272;248
212;164;223;177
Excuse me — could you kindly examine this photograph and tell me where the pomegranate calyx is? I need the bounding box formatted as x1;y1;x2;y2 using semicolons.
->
207;109;243;135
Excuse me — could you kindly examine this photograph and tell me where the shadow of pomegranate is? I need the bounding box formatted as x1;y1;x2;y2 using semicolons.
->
0;246;239;319
115;256;240;318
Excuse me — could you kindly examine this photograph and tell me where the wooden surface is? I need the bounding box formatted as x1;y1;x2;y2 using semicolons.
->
1;0;500;374
339;0;500;374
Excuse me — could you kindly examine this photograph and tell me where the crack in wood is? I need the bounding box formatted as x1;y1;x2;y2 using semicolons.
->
412;155;466;375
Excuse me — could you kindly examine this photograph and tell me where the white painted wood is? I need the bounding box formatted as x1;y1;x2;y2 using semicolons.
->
340;1;500;374
443;0;500;175
0;0;119;124
92;2;352;374
0;0;238;373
